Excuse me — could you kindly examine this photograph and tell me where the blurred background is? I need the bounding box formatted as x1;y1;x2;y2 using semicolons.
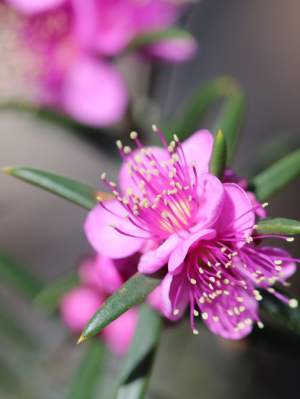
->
1;0;300;398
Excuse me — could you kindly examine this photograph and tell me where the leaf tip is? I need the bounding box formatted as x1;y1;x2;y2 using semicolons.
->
2;166;13;175
76;334;86;345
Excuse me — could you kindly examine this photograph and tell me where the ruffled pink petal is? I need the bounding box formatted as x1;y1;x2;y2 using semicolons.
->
181;130;214;175
147;284;164;313
256;247;296;283
70;0;99;49
79;254;123;294
199;287;258;340
192;173;225;230
217;183;255;246
161;272;189;320
84;200;147;259
138;233;182;274
133;0;181;32
60;286;103;333
168;229;216;274
118;146;169;195
145;36;197;63
247;192;267;218
6;0;65;13
102;308;138;356
62;55;128;126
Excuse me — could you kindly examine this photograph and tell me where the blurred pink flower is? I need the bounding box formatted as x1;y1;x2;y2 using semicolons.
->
5;0;196;125
60;253;138;356
84;128;299;339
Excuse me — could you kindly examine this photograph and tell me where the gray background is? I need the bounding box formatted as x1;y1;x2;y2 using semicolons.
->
1;0;300;398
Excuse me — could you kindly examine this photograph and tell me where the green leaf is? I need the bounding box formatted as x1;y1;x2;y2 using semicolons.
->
79;273;161;342
256;218;300;236
2;166;111;210
253;148;300;201
116;305;161;399
167;76;243;142
66;340;105;399
209;129;227;178
128;27;194;51
35;273;79;313
0;253;43;299
262;291;300;334
212;90;246;163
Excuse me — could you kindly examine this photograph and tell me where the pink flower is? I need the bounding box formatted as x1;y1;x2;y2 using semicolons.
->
5;0;196;125
5;1;128;126
223;170;267;218
84;128;299;339
60;253;138;356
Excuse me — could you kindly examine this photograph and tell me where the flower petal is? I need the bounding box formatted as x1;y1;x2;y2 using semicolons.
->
192;173;225;230
199;287;258;340
6;0;65;14
217;183;255;246
62;56;128;126
182;130;214;175
118;146;169;195
102;308;138;356
161;273;190;320
138;233;182;274
60;286;103;333
259;247;296;281
84;200;146;259
79;254;123;294
168;229;216;274
145;36;197;63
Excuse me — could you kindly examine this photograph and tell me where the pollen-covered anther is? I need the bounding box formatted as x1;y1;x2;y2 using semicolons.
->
257;321;264;329
194;309;199;317
193;329;199;335
253;289;263;301
116;140;123;149
173;308;180;316
286;237;295;242
289;298;298;308
245;235;253;244
190;278;197;285
123;146;131;154
129;131;138;140
201;312;208;320
262;202;269;208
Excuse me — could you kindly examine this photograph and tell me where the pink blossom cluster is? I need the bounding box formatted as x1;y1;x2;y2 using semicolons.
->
82;128;299;341
60;253;139;356
4;0;197;126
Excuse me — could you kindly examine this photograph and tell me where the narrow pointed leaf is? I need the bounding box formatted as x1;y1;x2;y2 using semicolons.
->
256;218;300;236
253;148;300;201
80;273;161;341
67;340;105;399
116;305;161;399
0;254;43;299
3;166;112;210
212;89;246;163
209;129;227;178
168;76;243;142
128;27;194;50
35;273;79;313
